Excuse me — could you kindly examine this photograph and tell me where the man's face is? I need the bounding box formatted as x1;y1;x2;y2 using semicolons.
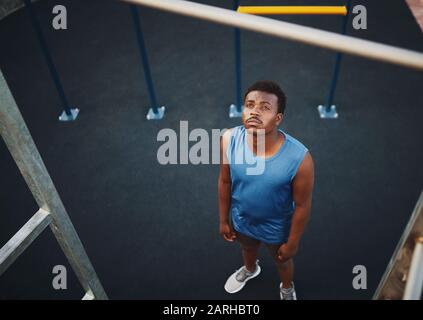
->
242;90;283;134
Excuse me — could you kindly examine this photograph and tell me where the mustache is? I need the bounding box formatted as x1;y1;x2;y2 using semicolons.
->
247;116;262;123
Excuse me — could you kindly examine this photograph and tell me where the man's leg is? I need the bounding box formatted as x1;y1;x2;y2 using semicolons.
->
277;259;294;288
224;232;262;294
237;232;260;272
266;244;294;288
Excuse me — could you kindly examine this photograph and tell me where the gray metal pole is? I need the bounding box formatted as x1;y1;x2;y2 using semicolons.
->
0;70;107;300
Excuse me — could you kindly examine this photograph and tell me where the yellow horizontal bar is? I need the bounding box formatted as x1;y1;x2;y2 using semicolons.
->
237;6;347;15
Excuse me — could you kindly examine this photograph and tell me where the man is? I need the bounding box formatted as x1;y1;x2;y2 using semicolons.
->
218;80;314;300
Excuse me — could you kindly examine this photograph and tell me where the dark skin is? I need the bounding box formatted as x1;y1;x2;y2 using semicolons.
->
218;90;314;288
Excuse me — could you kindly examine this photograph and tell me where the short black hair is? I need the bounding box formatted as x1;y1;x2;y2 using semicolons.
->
244;80;286;114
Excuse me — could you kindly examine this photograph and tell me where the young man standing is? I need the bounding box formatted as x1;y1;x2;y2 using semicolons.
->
218;80;314;300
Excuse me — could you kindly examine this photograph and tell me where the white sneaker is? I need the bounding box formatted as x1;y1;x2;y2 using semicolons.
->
224;261;261;294
280;282;297;300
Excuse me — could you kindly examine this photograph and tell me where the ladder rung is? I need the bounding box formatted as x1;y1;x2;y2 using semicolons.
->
0;208;52;276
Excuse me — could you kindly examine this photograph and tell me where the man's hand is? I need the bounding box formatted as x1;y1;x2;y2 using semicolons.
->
277;242;298;262
220;222;236;242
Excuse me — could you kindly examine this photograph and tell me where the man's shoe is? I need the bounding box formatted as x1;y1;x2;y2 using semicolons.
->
280;282;297;300
224;260;261;294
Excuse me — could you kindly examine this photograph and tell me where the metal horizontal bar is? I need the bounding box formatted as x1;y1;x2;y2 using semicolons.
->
403;239;423;300
123;0;423;70
0;208;51;276
237;6;347;15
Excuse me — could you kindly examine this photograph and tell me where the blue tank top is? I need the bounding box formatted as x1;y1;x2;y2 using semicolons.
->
227;125;308;244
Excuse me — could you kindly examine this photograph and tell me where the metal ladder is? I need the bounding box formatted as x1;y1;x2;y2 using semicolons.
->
0;70;107;300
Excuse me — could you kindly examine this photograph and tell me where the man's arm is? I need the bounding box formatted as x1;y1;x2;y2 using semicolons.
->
278;151;314;261
218;129;236;241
